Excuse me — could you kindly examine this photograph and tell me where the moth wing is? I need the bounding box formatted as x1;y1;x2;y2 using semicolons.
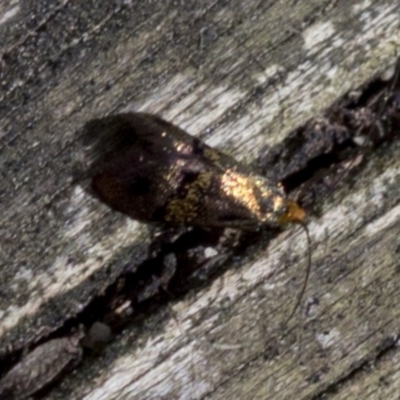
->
92;113;262;228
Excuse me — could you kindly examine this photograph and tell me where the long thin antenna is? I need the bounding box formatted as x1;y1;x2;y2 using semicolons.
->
282;221;312;327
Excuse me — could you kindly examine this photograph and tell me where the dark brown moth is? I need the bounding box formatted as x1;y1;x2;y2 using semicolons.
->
91;112;306;230
91;113;310;322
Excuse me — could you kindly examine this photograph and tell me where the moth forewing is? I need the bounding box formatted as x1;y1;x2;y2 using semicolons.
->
91;113;306;230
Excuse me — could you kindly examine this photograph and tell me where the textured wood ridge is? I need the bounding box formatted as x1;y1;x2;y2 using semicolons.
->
0;0;399;399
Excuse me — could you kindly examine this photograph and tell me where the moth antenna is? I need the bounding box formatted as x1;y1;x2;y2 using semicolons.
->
282;220;312;327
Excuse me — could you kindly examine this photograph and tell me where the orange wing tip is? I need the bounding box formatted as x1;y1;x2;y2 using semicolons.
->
279;200;306;224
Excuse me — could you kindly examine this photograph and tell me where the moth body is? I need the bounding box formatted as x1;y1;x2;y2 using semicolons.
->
91;113;305;230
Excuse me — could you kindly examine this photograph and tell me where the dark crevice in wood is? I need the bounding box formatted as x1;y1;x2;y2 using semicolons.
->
262;58;400;208
1;57;399;399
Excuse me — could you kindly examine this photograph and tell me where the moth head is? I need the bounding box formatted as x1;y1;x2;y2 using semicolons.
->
278;199;306;224
254;178;305;227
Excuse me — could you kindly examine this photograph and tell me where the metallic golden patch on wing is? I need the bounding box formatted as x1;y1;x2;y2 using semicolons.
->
221;169;262;217
165;172;212;223
273;196;284;212
254;178;273;198
220;171;292;224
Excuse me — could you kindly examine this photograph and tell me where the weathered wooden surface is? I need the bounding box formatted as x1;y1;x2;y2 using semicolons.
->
0;0;399;399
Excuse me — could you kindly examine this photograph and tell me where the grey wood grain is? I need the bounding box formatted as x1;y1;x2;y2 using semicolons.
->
0;0;399;398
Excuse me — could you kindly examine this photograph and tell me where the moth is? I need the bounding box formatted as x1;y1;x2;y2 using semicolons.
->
91;112;310;320
91;112;306;230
